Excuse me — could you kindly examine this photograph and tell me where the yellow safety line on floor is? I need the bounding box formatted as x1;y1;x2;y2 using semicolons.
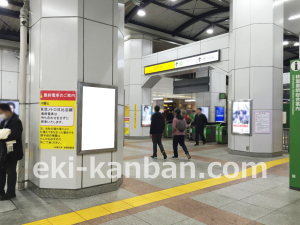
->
23;157;289;225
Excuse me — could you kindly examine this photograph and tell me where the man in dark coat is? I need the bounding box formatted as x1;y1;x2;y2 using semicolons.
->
0;104;23;201
150;106;167;159
192;108;208;146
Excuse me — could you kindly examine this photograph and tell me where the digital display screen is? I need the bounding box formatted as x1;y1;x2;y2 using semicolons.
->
142;105;152;127
232;100;251;135
215;106;225;122
81;86;116;152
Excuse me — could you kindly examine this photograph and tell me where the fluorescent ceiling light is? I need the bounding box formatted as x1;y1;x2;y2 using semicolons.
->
164;100;173;103
274;0;291;6
283;41;289;45
185;99;196;102
207;28;214;34
289;14;300;20
137;9;146;16
294;42;299;46
0;0;8;7
153;97;163;100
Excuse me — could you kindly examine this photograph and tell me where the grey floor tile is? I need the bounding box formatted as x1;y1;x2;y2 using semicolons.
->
220;201;272;221
276;202;300;218
173;218;206;225
192;192;237;208
101;215;150;225
230;182;271;193
59;194;108;211
241;194;290;210
12;190;55;209
0;210;30;225
98;188;137;202
21;201;73;222
247;178;284;189
0;200;16;212
212;186;254;200
260;186;300;203
133;206;189;225
257;212;300;225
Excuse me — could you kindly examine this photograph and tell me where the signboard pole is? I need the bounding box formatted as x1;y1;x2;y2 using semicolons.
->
290;59;300;191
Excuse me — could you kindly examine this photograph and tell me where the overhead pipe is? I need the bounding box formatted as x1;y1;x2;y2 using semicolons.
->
17;0;29;190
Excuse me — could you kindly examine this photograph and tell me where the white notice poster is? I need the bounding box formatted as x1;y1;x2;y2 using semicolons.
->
254;111;271;134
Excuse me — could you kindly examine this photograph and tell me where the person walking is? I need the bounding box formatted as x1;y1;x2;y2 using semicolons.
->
150;106;167;159
172;109;191;159
192;108;208;146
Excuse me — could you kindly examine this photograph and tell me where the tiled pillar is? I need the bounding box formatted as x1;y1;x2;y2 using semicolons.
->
124;35;153;138
195;68;227;122
228;0;283;156
28;0;125;198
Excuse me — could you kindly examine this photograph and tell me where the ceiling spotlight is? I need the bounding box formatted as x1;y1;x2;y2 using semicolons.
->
295;42;300;46
207;28;214;34
288;14;300;20
0;0;8;7
283;41;289;45
137;9;146;16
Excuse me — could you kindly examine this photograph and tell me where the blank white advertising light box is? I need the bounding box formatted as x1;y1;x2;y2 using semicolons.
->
81;86;115;151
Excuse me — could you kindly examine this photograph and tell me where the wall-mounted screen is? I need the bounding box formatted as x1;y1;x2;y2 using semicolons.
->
77;83;117;154
0;99;19;115
232;100;252;135
198;106;209;121
215;106;225;122
142;105;152;127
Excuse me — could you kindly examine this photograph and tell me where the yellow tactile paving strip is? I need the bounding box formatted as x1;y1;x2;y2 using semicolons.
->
23;157;289;225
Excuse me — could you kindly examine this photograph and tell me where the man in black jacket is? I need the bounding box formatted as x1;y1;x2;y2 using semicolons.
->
0;104;23;201
192;108;208;146
150;106;167;159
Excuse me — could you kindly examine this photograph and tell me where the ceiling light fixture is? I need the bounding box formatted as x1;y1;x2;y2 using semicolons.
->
153;97;163;100
288;14;300;20
164;100;173;103
185;99;196;102
137;9;146;16
283;41;289;45
0;0;8;7
294;42;300;46
207;28;214;34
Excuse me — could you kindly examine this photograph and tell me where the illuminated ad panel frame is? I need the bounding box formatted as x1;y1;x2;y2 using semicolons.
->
215;106;226;123
144;50;220;75
77;82;118;155
231;100;253;136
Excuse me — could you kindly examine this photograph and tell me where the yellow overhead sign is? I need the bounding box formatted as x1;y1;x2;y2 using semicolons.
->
145;61;175;74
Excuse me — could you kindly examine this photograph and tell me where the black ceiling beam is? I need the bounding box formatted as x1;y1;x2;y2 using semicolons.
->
152;1;194;17
0;32;20;42
125;0;154;23
284;56;298;66
172;7;229;36
193;17;229;39
284;34;299;42
0;7;20;18
201;0;223;9
284;46;299;55
8;0;23;7
171;0;193;9
129;20;194;41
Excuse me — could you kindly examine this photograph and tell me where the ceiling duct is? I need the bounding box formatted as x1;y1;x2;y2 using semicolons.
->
131;0;143;6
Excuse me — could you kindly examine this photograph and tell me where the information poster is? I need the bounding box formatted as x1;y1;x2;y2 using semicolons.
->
232;100;251;135
254;111;271;134
124;106;130;136
215;106;225;122
39;91;76;150
290;59;300;190
142;105;152;127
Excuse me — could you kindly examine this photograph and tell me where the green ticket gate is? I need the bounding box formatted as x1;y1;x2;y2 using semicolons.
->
218;126;228;144
165;123;173;138
205;125;217;142
215;124;222;143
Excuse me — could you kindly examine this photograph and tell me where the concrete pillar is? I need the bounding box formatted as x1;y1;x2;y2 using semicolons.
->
228;0;283;156
124;35;153;138
195;68;227;122
28;0;125;198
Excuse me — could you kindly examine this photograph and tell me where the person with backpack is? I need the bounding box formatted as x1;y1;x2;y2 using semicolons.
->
172;109;191;159
150;106;167;159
